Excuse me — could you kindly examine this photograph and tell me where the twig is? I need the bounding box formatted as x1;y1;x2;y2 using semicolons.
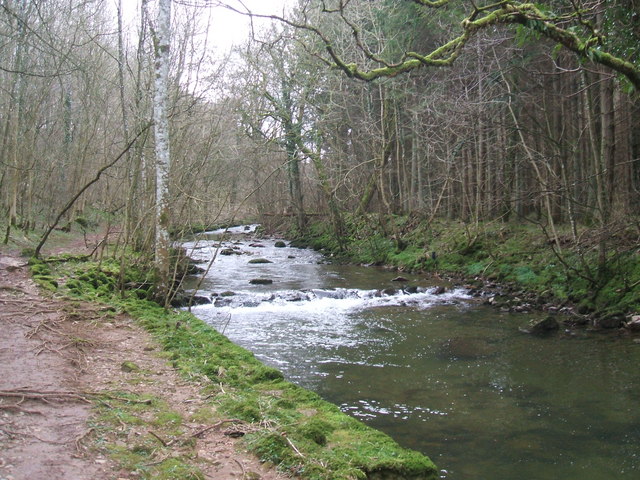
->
149;430;169;447
27;319;63;338
191;419;244;438
286;436;305;457
234;459;246;477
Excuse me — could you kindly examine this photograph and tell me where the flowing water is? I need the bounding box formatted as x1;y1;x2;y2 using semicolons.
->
183;226;640;479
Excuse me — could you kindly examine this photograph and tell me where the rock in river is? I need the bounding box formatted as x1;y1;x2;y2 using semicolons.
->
522;316;560;335
250;278;273;285
248;258;273;264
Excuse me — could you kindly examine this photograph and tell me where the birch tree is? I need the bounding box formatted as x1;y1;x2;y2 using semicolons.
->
152;0;172;304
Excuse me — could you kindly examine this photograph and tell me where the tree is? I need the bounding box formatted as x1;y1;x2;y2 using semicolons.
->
150;0;172;304
282;0;640;91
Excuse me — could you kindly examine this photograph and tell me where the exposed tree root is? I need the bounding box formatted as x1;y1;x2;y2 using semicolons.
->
0;388;92;404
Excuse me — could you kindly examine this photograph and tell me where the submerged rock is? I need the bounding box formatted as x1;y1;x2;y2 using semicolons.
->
214;296;233;307
311;289;345;299
391;276;408;282
521;316;560;335
437;337;497;361
250;278;273;285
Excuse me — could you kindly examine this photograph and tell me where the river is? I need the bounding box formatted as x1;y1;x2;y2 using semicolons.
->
182;226;640;479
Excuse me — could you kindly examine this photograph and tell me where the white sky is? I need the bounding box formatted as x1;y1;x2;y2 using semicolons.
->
120;0;293;53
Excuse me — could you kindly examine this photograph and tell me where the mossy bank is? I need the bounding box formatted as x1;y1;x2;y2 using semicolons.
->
290;215;639;320
31;255;439;480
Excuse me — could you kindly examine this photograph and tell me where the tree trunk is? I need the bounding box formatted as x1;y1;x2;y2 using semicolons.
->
153;0;172;305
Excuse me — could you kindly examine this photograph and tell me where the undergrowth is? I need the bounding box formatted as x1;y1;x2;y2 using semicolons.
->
292;215;640;317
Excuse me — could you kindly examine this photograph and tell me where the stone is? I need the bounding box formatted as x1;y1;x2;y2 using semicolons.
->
170;294;211;307
526;316;560;335
391;276;408;282
249;278;273;285
432;286;446;295
248;258;273;264
274;240;286;248
595;313;625;329
625;315;640;332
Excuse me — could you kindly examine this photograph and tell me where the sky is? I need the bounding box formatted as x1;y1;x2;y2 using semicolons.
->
209;0;293;51
121;0;294;54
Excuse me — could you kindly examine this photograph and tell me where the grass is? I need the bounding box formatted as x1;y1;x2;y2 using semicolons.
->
35;255;439;480
92;391;204;480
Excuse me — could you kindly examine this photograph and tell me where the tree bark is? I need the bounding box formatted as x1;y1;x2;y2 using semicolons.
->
153;0;172;305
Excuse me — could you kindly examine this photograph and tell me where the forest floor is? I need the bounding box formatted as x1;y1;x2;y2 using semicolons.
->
0;236;289;480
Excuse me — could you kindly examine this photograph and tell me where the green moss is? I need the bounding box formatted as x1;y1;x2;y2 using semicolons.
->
33;274;58;291
44;254;439;479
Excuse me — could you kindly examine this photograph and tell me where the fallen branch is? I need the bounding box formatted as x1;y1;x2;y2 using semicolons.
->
191;418;244;439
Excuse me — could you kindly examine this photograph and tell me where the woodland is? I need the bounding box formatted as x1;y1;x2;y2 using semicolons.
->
1;0;639;313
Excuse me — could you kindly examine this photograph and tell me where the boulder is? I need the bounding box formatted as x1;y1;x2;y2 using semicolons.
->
625;315;640;332
220;248;237;255
170;294;212;308
249;278;273;285
186;264;205;275
524;316;560;335
274;240;287;248
432;286;447;295
214;296;234;307
248;258;273;264
594;313;625;329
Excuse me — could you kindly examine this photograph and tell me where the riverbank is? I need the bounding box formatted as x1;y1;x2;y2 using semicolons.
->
0;240;289;480
288;215;639;327
1;225;440;480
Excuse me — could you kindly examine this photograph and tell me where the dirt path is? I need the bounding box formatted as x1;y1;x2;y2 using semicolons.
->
0;250;289;480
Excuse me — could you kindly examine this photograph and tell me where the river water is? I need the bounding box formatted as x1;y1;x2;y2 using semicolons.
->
183;226;640;479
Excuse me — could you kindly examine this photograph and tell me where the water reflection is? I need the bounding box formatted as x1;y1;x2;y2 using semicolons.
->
184;231;640;480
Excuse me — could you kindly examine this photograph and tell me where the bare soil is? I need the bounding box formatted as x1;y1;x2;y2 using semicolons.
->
0;247;289;480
